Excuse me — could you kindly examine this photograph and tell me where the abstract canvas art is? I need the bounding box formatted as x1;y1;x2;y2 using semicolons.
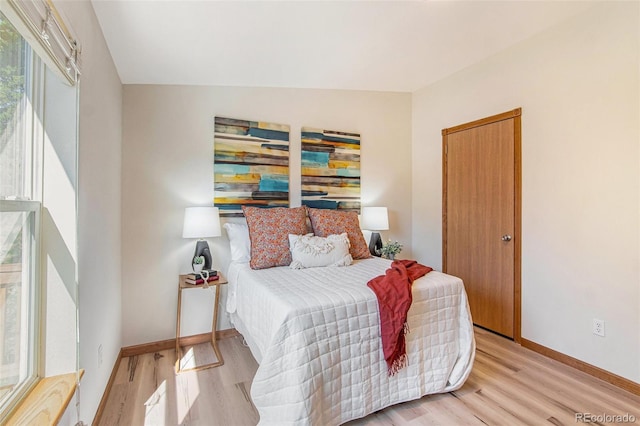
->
214;117;290;217
301;127;361;212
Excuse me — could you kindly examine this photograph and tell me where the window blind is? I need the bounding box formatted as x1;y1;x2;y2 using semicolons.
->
1;0;80;85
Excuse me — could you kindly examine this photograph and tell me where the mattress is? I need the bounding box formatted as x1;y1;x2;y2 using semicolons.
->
226;257;475;425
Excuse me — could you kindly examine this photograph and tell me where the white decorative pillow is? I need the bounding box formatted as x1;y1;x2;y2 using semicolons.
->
224;222;251;263
361;230;373;247
288;233;353;269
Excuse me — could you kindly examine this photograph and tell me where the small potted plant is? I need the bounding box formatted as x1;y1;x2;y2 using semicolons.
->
378;240;403;260
192;255;205;272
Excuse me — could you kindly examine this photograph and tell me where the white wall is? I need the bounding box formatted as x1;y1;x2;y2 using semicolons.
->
412;2;639;382
121;85;412;346
42;67;78;378
56;0;123;423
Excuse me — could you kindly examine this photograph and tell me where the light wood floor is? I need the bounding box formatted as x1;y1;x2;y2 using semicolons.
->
97;328;640;425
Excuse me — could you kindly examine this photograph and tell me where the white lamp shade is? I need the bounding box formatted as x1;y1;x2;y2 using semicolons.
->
360;207;389;231
182;207;222;238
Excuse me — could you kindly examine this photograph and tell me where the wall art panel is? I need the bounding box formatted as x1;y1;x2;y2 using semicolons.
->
301;127;360;212
214;116;290;217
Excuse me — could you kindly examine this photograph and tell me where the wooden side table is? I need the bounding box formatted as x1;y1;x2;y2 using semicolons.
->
175;273;228;373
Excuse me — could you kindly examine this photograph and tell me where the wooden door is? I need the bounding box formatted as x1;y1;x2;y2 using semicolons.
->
443;109;521;340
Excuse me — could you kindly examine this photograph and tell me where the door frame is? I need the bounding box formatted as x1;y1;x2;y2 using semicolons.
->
442;108;522;343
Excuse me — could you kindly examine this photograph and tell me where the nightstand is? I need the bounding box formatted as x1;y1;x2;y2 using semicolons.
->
175;273;228;373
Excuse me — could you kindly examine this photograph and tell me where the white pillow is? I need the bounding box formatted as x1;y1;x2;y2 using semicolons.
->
361;230;373;247
224;222;251;263
288;233;353;269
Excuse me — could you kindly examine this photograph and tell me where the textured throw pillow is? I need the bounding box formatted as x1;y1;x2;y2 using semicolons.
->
306;208;372;260
243;206;308;269
289;233;353;269
223;222;251;263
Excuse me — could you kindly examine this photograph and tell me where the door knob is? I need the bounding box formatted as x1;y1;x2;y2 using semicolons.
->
501;235;512;242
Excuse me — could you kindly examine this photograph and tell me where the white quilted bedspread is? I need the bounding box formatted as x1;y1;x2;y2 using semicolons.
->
226;257;475;425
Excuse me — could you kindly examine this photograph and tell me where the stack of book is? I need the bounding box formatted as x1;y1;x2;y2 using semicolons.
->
184;270;219;285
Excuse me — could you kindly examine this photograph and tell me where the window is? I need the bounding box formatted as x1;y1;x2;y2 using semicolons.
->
0;12;41;417
0;0;81;420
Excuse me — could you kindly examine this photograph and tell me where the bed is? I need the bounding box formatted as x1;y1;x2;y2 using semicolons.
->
226;256;475;425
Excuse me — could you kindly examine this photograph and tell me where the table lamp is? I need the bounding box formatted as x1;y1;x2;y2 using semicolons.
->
182;207;221;270
361;206;389;256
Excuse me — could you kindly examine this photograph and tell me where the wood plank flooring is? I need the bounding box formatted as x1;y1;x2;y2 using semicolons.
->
97;328;640;425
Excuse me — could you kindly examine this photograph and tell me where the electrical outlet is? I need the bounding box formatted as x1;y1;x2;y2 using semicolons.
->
98;344;103;367
593;319;605;337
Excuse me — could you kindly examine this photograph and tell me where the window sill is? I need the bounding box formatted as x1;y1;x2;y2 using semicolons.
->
5;370;84;426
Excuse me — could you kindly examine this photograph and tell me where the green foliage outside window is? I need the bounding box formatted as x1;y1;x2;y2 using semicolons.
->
0;15;25;135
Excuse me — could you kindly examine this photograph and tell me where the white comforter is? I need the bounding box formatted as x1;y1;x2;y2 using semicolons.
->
226;257;475;425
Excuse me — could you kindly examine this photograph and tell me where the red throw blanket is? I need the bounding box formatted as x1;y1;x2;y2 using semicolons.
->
367;260;433;375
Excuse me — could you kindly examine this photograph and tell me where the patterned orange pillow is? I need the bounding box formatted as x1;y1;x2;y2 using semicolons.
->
243;206;308;269
307;208;372;260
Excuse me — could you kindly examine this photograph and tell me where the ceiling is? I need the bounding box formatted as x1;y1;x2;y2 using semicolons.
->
91;1;597;93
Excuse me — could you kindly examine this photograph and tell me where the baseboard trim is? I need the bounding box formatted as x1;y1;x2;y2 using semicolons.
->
92;348;122;426
521;338;640;396
121;328;240;358
216;328;241;340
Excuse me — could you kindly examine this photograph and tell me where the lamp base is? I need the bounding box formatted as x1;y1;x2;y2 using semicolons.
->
193;240;213;270
369;232;383;257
